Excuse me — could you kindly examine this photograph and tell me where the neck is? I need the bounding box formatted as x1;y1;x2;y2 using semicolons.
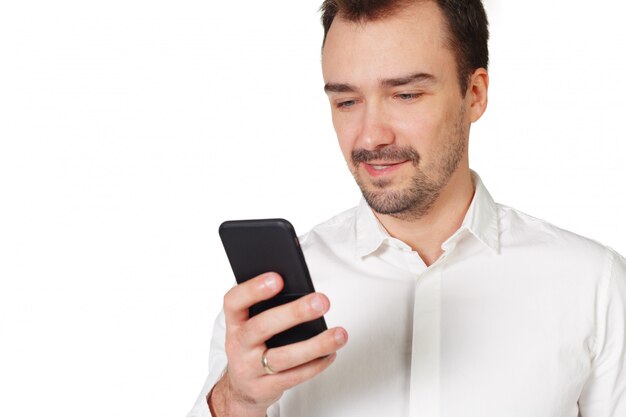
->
373;165;475;267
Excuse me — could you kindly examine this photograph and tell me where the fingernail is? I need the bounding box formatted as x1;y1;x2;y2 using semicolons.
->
328;353;337;363
264;274;278;291
310;295;324;312
334;329;346;345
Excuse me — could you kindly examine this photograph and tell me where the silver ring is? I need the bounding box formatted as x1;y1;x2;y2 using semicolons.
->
261;348;278;375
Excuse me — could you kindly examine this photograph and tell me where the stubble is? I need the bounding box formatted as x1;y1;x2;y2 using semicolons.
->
350;106;468;221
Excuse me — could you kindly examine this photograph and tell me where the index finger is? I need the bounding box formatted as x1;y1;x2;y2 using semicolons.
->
223;272;284;326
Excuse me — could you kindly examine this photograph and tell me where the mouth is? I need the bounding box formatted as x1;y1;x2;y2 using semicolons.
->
362;160;408;177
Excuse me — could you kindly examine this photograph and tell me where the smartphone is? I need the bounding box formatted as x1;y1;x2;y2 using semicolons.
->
218;218;327;348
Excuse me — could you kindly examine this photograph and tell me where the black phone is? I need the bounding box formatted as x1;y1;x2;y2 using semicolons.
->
218;218;327;348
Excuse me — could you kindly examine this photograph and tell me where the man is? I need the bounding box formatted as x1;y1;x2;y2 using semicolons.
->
188;1;626;416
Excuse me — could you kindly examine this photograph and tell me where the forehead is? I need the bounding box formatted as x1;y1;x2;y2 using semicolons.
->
321;1;455;87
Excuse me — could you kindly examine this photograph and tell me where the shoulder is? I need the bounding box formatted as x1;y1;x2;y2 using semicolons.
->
496;202;615;272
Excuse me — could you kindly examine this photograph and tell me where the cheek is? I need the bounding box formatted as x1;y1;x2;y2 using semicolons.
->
393;105;441;150
423;106;465;164
393;101;458;169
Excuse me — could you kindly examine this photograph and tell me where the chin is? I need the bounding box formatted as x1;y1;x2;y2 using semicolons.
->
356;174;442;219
360;184;413;213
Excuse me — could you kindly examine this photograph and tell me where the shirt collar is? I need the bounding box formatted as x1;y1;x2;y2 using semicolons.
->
355;196;392;257
355;170;500;258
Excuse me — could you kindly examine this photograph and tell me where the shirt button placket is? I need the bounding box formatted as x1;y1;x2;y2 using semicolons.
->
409;258;444;417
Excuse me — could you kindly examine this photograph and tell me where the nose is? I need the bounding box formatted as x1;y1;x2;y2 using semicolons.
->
356;101;395;151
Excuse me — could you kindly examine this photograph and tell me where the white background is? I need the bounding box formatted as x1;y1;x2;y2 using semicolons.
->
0;1;624;416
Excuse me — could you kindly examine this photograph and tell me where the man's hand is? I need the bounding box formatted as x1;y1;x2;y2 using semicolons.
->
209;272;348;417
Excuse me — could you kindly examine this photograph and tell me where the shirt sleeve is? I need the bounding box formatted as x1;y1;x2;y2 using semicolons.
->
578;248;626;416
185;310;227;417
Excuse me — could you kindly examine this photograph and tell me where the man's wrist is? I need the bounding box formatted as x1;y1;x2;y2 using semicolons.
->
207;375;267;417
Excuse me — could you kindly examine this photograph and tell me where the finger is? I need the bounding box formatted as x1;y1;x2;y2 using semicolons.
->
223;272;284;326
241;292;329;347
263;352;338;392
263;327;348;373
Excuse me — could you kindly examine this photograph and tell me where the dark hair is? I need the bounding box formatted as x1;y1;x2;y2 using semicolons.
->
320;0;489;94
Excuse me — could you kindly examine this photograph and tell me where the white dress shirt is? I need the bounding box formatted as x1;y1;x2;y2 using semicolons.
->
187;171;626;417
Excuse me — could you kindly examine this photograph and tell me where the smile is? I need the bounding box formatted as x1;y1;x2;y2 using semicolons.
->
363;161;408;176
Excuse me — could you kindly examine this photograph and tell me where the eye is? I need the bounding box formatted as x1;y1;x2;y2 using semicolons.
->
335;99;358;109
395;92;423;101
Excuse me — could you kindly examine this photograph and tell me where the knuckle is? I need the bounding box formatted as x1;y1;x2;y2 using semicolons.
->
223;290;235;311
224;336;239;356
296;297;314;319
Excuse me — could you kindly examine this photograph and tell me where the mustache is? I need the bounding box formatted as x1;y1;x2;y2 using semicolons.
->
351;146;420;165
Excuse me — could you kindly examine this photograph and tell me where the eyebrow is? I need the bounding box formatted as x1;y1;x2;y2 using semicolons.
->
324;72;436;94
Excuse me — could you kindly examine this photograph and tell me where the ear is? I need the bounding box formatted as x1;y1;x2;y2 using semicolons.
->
467;68;489;123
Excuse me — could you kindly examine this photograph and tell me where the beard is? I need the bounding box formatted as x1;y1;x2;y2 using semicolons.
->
350;106;467;221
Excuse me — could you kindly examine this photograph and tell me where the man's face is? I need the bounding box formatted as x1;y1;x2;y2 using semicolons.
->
322;2;479;219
